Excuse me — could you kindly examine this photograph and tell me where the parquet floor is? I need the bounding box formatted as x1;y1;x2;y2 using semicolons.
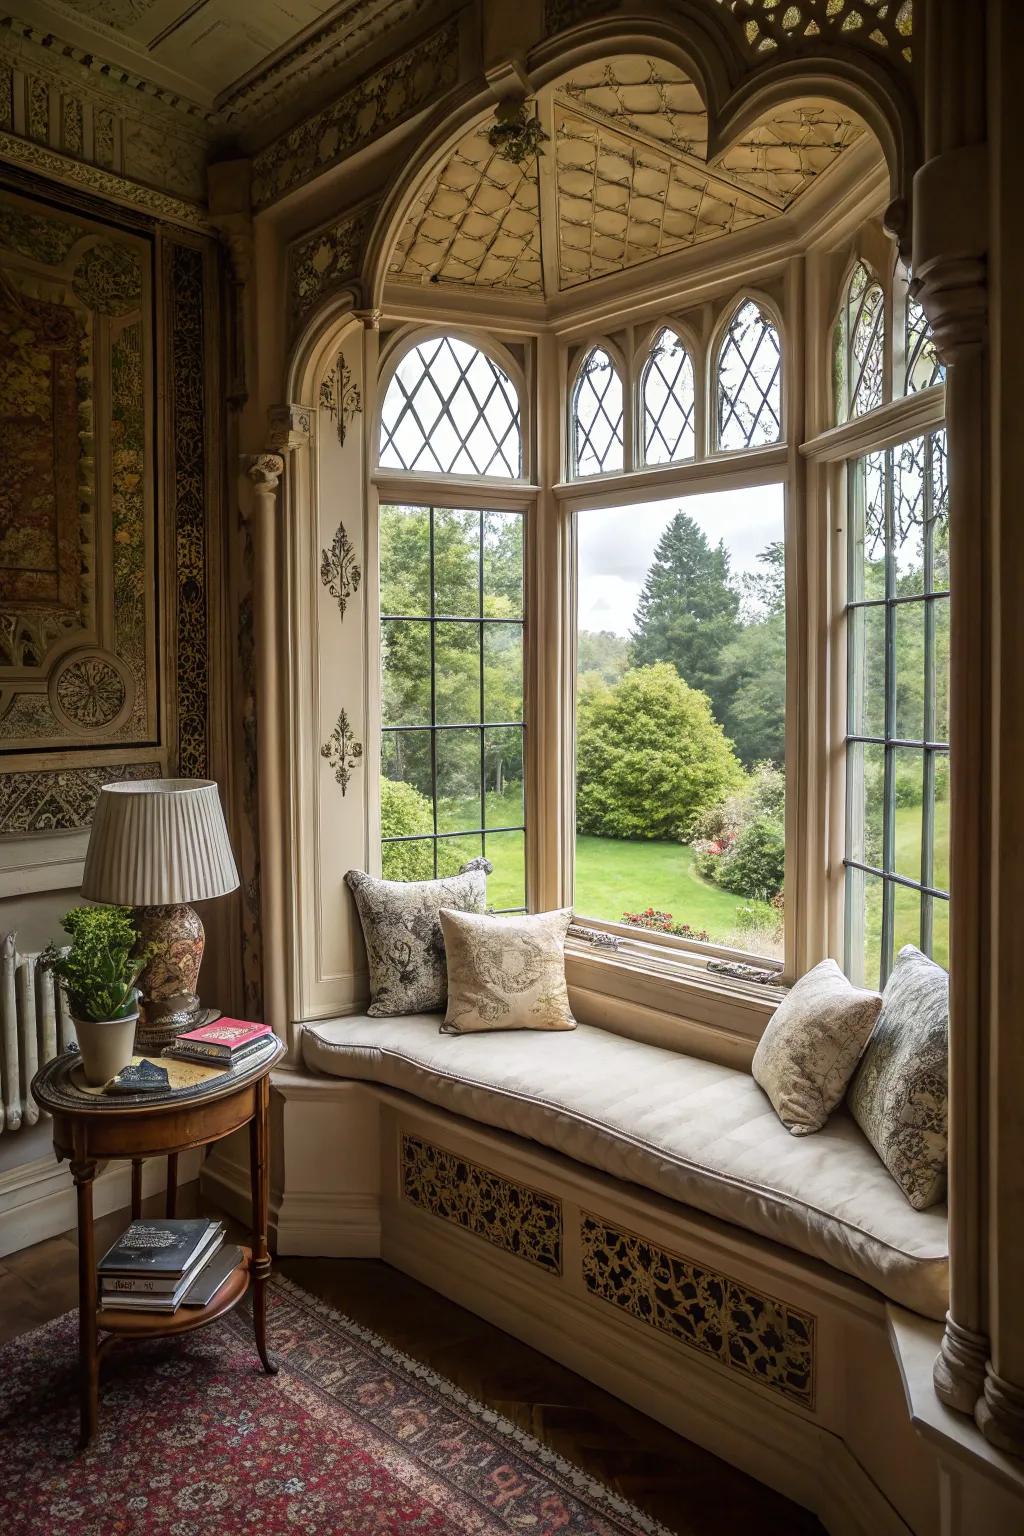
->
0;1180;824;1536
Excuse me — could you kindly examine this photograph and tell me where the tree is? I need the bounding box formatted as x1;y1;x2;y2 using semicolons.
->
578;628;629;684
629;510;740;718
380;778;461;880
576;663;744;841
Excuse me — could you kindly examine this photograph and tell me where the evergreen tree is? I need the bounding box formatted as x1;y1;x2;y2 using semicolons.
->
629;511;740;718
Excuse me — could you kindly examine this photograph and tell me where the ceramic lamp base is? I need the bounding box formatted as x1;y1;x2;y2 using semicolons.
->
134;903;205;1053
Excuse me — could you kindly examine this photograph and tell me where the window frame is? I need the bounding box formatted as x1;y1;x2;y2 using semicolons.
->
636;321;700;470
832;257;886;425
370;327;537;905
568;338;628;479
709;291;786;458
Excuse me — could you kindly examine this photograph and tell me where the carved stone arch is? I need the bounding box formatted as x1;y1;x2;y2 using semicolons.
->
710;61;918;259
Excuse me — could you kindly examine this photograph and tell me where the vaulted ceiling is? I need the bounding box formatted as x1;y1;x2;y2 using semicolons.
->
388;55;866;297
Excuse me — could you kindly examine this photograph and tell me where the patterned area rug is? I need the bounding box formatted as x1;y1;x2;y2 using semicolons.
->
0;1275;675;1536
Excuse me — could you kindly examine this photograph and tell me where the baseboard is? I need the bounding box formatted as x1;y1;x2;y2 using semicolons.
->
383;1207;913;1536
274;1192;381;1256
0;1148;203;1258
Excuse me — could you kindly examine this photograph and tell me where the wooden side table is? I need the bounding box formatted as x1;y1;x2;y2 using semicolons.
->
31;1037;286;1449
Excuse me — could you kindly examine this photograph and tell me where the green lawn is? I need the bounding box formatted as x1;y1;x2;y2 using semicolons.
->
437;790;949;972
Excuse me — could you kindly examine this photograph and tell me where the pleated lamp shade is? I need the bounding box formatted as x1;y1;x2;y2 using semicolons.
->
81;780;239;907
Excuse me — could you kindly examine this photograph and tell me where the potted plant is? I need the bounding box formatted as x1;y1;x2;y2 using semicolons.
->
41;906;151;1086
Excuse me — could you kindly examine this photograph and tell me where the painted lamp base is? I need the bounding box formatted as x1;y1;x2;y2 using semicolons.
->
134;903;205;1053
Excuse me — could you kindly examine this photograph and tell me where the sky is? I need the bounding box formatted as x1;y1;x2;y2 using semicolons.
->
576;483;786;639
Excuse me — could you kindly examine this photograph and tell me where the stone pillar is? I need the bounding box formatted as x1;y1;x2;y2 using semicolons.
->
242;451;287;1041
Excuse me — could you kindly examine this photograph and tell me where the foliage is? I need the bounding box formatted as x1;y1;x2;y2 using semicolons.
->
719;541;786;767
576;663;744;841
380;779;461;880
620;907;711;942
40;906;149;1023
691;763;786;901
487;101;551;164
577;628;629;685
629;511;740;721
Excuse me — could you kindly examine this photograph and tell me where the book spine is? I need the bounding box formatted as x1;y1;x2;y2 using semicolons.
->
166;1042;232;1062
101;1276;176;1295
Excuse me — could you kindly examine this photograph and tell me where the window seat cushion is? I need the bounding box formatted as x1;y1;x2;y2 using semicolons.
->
301;1014;949;1320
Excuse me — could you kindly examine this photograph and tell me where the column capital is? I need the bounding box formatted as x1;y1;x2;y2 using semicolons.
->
911;144;988;363
352;307;381;331
267;403;312;455
243;453;285;497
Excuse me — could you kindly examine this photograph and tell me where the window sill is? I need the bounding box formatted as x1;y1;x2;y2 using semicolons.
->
564;932;783;1067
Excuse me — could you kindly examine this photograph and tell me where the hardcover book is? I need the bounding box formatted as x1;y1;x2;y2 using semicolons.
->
98;1219;222;1278
181;1244;244;1307
162;1019;271;1063
100;1226;225;1295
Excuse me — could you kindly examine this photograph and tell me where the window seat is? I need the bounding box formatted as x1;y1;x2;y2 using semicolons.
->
301;1014;948;1320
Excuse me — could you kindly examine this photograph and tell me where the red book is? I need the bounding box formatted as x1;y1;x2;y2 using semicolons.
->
165;1018;272;1063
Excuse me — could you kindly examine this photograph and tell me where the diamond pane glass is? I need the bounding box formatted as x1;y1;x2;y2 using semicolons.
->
834;262;884;424
379;336;522;478
905;292;945;395
642;328;695;466
716;300;782;450
572;347;624;476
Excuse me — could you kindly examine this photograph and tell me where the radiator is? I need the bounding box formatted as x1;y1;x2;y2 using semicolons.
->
0;934;74;1135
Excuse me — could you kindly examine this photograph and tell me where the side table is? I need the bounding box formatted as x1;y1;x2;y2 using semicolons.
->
31;1036;286;1449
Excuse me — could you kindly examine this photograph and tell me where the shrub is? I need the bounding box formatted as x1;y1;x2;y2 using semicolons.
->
715;815;786;902
379;779;461;881
576;664;744;841
690;763;786;902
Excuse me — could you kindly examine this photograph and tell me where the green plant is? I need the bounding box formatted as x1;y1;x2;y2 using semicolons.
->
40;906;150;1023
380;778;461;881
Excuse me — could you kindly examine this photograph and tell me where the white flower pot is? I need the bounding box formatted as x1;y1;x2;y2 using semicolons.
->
73;1012;138;1087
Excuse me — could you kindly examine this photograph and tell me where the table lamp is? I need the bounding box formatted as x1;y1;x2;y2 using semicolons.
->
80;779;240;1053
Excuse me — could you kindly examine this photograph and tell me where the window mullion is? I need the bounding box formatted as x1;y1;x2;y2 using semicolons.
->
921;434;937;953
428;506;439;877
881;446;898;983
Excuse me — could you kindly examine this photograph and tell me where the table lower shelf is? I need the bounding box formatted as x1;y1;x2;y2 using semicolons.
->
96;1246;252;1338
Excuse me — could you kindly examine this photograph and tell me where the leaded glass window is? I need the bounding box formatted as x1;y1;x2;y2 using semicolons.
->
641;328;695;466
572;347;624;476
715;300;782;451
834;261;884;423
379;337;522;478
905;293;945;395
379;503;526;910
844;429;949;988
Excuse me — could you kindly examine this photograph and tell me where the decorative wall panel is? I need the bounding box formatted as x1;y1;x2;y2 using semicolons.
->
251;21;460;211
0;760;163;834
401;1133;563;1275
287;201;378;332
0;190;156;755
166;241;210;780
581;1214;815;1408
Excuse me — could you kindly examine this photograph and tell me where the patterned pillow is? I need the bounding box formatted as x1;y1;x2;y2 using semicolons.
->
752;958;882;1135
438;908;576;1034
346;864;487;1017
848;945;949;1210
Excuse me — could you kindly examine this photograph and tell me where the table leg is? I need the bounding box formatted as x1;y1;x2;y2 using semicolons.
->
70;1157;99;1450
165;1154;178;1217
130;1159;143;1220
249;1076;276;1375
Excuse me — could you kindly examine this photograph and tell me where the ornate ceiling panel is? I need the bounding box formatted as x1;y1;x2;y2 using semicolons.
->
387;55;866;297
387;126;542;293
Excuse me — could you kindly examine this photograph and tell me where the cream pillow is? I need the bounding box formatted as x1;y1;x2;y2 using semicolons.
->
752;958;882;1135
438;908;576;1034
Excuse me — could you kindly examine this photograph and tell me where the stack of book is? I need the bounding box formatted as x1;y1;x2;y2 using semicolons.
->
98;1218;242;1313
162;1019;272;1069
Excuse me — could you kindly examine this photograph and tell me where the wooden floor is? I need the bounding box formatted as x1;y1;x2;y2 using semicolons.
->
0;1180;824;1536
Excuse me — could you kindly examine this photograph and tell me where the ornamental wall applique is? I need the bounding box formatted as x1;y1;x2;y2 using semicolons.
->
319;353;362;447
320;707;363;794
320;521;361;621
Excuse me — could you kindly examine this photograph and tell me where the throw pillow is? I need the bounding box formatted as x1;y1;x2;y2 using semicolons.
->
438;907;576;1034
752;958;882;1135
346;863;488;1017
848;944;949;1210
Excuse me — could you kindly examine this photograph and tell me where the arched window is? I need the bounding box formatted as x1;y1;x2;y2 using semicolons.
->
378;335;522;477
905;292;945;395
571;346;624;476
641;328;695;466
833;261;884;423
715;299;782;451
